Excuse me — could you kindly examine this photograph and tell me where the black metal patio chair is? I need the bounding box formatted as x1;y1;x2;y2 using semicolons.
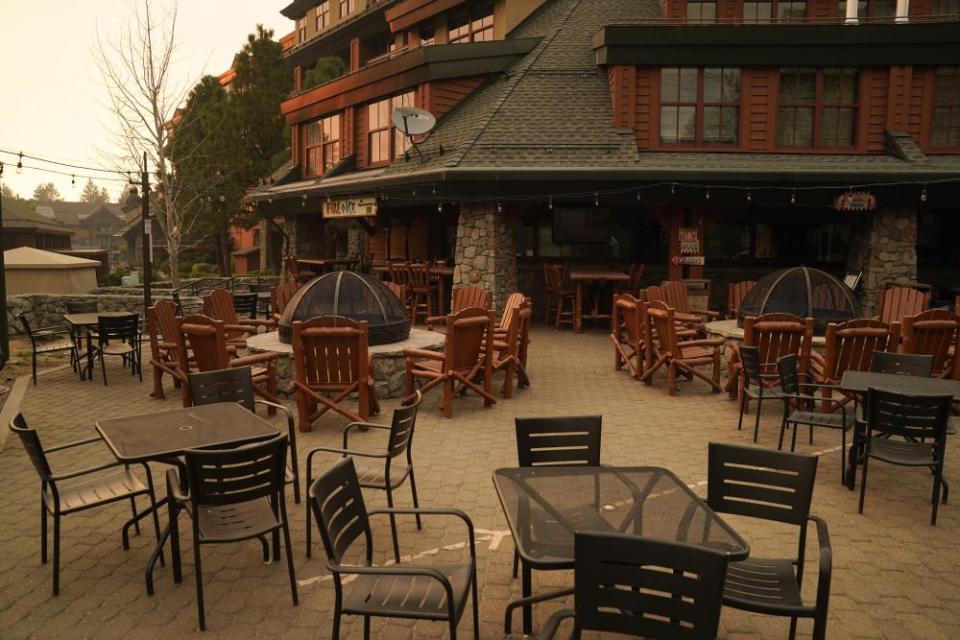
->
737;345;783;442
309;457;479;640
15;311;78;384
305;390;423;561
8;413;162;595
511;415;602;580
91;312;141;385
777;353;854;483
504;532;729;640
858;388;952;525
870;351;935;377
708;442;831;640
187;367;301;503
232;292;259;320
167;434;298;631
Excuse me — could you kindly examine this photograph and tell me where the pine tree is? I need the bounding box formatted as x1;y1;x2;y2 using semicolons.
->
80;178;111;203
32;182;62;202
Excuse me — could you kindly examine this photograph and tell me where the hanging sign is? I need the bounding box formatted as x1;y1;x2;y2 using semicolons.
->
678;227;702;256
834;191;877;212
322;196;378;219
671;255;705;266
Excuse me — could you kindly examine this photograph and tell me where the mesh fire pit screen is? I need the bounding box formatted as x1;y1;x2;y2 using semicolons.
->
737;266;857;334
278;271;410;345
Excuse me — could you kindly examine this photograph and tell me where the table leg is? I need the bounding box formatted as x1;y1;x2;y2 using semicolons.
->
438;276;447;315
522;560;533;634
85;332;94;381
575;282;583;333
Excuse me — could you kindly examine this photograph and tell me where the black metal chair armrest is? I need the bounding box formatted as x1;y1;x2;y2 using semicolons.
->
328;560;455;604
342;420;390;448
49;460;124;481
809;514;832;597
307;446;388;465
165;468;190;503
797;381;842;391
503;588;574;634
253;399;293;429
46;435;103;452
369;507;476;557
538;608;576;640
33;326;71;336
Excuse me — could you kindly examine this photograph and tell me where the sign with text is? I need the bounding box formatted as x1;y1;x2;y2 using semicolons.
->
322;196;378;219
834;191;877;213
671;255;705;266
678;227;702;256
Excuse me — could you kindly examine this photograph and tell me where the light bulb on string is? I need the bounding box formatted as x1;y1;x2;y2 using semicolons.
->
301;194;307;207
16;152;23;174
746;190;752;204
636;190;641;201
705;188;711;201
548;196;554;211
790;189;797;205
71;175;76;186
670;182;677;195
437;201;443;213
497;201;503;214
920;185;928;203
594;191;599;207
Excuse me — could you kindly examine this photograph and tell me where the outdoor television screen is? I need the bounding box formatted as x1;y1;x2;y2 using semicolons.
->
552;207;611;244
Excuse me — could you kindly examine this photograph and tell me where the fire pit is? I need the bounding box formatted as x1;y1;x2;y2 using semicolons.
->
278;271;409;345
737;266;857;334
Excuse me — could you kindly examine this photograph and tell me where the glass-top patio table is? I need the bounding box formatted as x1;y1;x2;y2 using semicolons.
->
493;465;749;633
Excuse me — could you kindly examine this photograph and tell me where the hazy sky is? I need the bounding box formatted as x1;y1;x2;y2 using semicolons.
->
0;0;291;202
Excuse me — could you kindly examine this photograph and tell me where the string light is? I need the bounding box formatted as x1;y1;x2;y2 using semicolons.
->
0;161;4;178
497;201;503;214
746;190;752;204
670;182;677;195
437;201;443;213
16;152;23;174
635;190;641;201
547;196;554;210
219;194;226;203
594;191;599;207
920;185;928;202
71;174;75;186
790;189;797;205
301;194;307;206
705;188;711;201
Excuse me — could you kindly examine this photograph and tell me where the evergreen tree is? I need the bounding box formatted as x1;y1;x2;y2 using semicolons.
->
32;182;62;202
1;184;17;200
80;178;111;203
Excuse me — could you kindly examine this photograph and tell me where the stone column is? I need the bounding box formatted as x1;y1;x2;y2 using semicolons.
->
346;225;366;260
453;202;518;314
847;208;918;316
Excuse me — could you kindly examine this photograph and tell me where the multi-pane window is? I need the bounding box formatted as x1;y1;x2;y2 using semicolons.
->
932;0;960;15
420;21;436;46
932;66;960;148
660;67;740;145
448;0;495;43
316;1;330;30
304;114;341;176
339;0;356;18
743;0;807;21
296;17;306;42
837;0;896;19
368;92;416;164
686;0;717;22
776;67;858;148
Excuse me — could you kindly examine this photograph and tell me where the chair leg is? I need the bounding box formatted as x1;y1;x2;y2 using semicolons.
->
858;453;871;514
778;417;788;451
409;470;422;530
752;397;762;443
281;523;299;606
129;496;141;536
169;502;182;584
32;351;37;385
931;465;944;526
386;487;401;563
737;392;746;431
363;615;370;640
305;481;313;558
40;499;48;564
789;616;798;640
101;352;108;386
259;535;270;562
52;513;60;596
194;542;206;631
471;567;480;640
840;429;847;485
791;421;799;452
512;548;519;579
332;593;342;640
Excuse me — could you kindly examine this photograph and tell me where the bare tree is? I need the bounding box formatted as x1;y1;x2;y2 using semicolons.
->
95;0;205;286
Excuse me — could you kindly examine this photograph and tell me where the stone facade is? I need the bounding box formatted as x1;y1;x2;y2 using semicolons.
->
5;293;202;335
847;208;918;316
452;202;518;313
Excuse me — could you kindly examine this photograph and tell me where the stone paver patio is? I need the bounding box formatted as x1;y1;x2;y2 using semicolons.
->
1;326;958;639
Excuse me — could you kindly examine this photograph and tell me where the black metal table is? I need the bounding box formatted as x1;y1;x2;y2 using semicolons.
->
96;402;279;593
64;312;135;380
493;466;749;634
840;371;960;488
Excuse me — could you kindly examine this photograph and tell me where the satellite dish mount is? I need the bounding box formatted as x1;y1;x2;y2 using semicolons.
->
392;106;437;163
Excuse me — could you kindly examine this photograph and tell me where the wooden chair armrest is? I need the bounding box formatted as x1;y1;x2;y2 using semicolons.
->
679;338;724;348
230;352;278;367
404;348;444;360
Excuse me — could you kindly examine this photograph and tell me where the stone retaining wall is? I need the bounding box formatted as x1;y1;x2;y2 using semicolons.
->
5;293;201;335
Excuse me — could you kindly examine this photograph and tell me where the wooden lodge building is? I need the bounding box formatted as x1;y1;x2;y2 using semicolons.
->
246;0;960;315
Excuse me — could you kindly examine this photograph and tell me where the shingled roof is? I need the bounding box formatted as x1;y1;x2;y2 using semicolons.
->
3;199;73;235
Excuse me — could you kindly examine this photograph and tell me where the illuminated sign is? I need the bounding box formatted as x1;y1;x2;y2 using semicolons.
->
322;196;378;219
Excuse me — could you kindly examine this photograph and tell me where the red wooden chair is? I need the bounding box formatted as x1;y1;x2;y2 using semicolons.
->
204;288;273;334
877;286;930;326
174;314;280;410
404;307;496;418
901;309;960;378
407;264;437;325
270;282;300;324
727;281;756;319
384;281;410;318
810;319;900;408
543;264;574;329
641;300;724;395
291;316;379;430
491;300;532;398
147;300;188;405
611;293;644;379
426;285;490;330
661;281;720;323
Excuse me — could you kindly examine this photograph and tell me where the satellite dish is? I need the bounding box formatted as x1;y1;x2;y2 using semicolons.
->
392;106;436;136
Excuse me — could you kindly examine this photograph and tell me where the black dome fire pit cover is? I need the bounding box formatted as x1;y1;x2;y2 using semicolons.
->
737;266;857;334
278;272;410;345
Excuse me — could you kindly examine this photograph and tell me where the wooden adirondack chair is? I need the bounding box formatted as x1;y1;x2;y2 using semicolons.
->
271;283;300;324
497;292;526;334
404;307;496;418
810;318;900;408
727;281;756;319
543;264;574;329
204;289;273;335
611;293;644;379
660;281;720;322
174;315;280;410
640;300;724;395
491;300;533;398
901;309;960;378
426;285;490;329
730;313;814;403
877;286;930;325
147;300;188;405
291;316;379;430
642;284;703;333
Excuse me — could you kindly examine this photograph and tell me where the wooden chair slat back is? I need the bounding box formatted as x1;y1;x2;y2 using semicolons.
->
902;309;959;376
443;307;493;371
407;264;430;288
543;264;565;293
727;281;756;317
823;318;899;379
499;292;525;329
153;299;180;345
660;281;690;314
879;287;930;325
452;286;491;313
177;315;230;372
743;313;813;374
614;293;642;343
640;285;664;304
203;289;240;325
644;300;677;354
384;281;408;306
271;283;299;318
293;316;369;387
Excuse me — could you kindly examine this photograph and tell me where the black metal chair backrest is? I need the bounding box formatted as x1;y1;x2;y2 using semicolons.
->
870;351;934;377
707;442;818;526
183;434;287;508
97;313;139;343
573;532;728;640
515;416;602;467
387;390;422;460
740;345;762;388
233;292;259;320
777;353;802;396
66;300;98;314
309;458;373;565
865;388;951;442
9;413;53;482
188;367;256;412
15;311;33;336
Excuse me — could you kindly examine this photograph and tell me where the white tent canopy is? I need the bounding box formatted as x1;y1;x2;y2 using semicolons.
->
4;247;100;294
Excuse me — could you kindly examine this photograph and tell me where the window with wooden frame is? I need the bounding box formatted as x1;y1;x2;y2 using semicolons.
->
304;113;341;177
419;20;436;46
931;66;960;149
742;0;808;22
368;91;416;164
932;0;960;16
686;0;717;22
339;0;356;18
776;67;858;148
660;67;740;146
448;0;495;43
317;1;330;30
836;0;896;19
296;16;306;42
